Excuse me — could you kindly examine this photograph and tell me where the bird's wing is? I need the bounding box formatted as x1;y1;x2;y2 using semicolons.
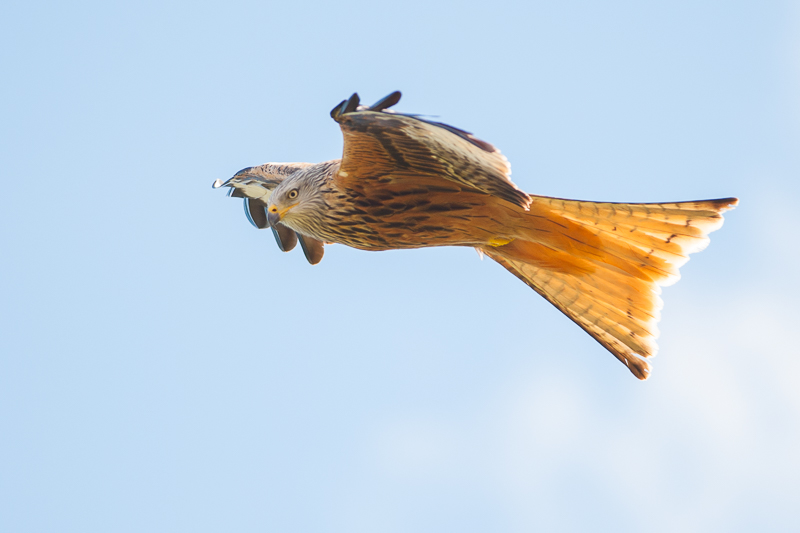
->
217;162;315;202
241;196;300;253
215;163;316;257
330;92;531;209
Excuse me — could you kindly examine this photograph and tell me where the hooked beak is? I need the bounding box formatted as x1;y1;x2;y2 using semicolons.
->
267;204;281;226
267;203;297;226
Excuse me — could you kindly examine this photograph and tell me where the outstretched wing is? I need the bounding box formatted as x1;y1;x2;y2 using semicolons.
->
330;92;531;209
214;162;323;261
215;162;314;202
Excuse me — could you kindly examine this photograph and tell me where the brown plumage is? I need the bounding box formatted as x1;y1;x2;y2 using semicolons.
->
214;91;738;380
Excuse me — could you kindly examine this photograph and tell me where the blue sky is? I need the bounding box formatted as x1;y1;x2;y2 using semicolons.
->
2;1;799;531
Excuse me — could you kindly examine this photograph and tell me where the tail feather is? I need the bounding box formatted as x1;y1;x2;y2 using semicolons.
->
582;236;681;284
489;196;738;379
487;252;659;379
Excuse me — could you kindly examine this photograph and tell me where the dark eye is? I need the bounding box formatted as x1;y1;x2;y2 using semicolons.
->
287;189;299;200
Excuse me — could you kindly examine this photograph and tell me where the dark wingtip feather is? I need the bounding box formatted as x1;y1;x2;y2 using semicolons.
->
298;235;325;265
330;99;347;120
331;93;361;121
246;199;269;229
370;91;402;112
271;224;298;252
343;93;360;114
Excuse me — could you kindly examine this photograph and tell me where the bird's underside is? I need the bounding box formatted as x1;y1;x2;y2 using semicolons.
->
214;91;738;380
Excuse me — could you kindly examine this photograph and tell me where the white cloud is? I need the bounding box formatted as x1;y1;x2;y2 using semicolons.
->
359;284;800;531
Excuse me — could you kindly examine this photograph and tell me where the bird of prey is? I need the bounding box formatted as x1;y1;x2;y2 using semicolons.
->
213;91;738;380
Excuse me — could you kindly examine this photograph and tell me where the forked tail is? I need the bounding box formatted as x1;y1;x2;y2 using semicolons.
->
483;196;739;379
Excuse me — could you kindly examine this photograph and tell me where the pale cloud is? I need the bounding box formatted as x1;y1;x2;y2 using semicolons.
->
363;284;799;531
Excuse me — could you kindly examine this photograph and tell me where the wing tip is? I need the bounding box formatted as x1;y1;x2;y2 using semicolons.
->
332;91;405;121
370;91;402;112
331;94;361;121
271;224;298;252
298;235;325;265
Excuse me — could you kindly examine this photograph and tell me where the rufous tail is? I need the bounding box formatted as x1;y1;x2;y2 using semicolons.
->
483;196;739;379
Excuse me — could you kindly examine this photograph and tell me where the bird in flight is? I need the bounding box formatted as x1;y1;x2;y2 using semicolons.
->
213;91;737;380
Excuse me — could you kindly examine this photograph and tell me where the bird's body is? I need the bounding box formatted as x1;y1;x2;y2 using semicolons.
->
215;92;738;380
272;160;510;250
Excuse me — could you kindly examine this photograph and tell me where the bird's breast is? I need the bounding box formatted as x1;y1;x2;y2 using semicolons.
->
313;187;509;251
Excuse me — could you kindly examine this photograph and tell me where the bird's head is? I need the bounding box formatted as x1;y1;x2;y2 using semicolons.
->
266;170;326;228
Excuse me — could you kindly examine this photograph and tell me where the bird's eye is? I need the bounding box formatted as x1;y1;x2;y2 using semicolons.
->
287;189;299;200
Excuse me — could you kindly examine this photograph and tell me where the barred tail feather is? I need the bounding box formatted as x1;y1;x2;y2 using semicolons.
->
536;196;739;286
489;196;738;379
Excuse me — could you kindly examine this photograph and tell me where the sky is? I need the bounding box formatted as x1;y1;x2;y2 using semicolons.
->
2;1;799;531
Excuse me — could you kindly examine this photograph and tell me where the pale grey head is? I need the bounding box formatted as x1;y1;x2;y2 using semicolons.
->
265;161;338;236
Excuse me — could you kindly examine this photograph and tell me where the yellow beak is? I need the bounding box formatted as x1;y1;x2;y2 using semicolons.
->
267;204;296;226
